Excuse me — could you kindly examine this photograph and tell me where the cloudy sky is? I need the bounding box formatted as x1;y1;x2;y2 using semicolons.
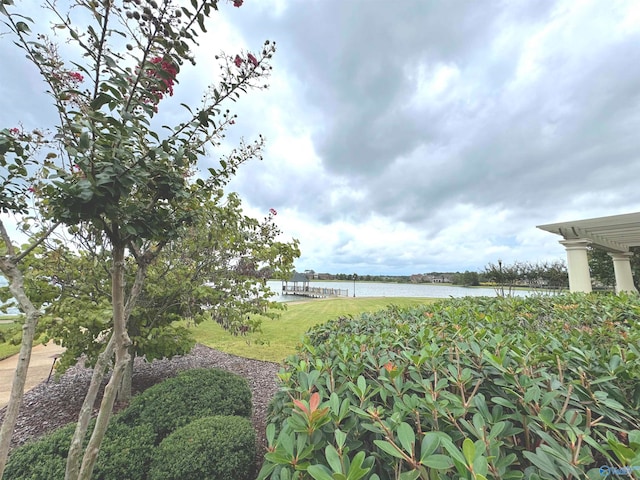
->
3;0;640;275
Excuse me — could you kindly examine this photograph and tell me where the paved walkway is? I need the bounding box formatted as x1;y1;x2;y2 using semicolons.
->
0;342;66;409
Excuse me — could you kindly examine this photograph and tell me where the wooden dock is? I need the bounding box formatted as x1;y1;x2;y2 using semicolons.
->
282;285;348;298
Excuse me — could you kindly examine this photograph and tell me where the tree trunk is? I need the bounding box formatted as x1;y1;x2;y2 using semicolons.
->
76;245;131;480
65;244;153;480
117;346;134;403
64;335;114;480
114;248;153;405
0;261;41;480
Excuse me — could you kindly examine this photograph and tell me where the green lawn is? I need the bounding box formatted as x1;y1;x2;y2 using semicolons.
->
189;297;437;363
0;318;21;360
0;298;438;362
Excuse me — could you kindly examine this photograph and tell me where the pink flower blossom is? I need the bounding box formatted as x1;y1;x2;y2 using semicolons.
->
247;53;258;66
233;0;243;7
28;186;35;193
269;208;277;216
234;55;243;67
149;57;177;97
229;119;235;124
68;72;84;83
9;128;20;135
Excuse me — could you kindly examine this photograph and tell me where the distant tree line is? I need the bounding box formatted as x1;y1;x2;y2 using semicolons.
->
480;260;569;295
307;246;640;294
588;245;640;289
304;271;414;283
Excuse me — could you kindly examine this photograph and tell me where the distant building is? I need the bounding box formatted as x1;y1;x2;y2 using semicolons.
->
410;273;452;283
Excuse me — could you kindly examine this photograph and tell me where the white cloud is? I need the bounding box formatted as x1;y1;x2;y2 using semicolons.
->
3;0;640;275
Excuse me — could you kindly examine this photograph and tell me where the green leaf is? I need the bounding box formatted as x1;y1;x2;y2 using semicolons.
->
607;437;636;462
335;429;347;450
91;93;113;110
78;132;90;150
472;413;486;437
357;375;366;396
538;406;555;426
266;423;275;445
489;421;506;439
440;438;467;466
307;465;334;480
346;451;370;480
421;454;453;469
491;397;517;409
473;453;489;477
462;438;475;465
325;444;342;474
374;440;405;459
397;422;415;455
398;471;420;480
279;429;295;457
255;461;277;480
524;384;541;403
420;432;441;461
15;20;30;33
523;450;561;479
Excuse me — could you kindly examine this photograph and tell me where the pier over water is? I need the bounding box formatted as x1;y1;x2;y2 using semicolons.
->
281;271;348;298
282;285;348;298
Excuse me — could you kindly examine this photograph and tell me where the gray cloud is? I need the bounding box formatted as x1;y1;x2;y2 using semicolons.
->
4;0;640;273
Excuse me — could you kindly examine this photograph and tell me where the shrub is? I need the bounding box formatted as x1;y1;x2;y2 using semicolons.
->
93;421;156;480
4;416;155;480
259;293;640;479
149;415;256;480
4;422;76;479
118;367;252;441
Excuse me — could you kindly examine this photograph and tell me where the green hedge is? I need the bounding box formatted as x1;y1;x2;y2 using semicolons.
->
118;367;252;441
149;415;256;480
4;423;75;480
4;417;155;480
259;293;640;479
6;367;254;479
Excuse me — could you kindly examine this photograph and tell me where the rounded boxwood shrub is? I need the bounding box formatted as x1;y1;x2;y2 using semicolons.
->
93;421;156;480
149;415;256;480
4;416;155;480
4;422;76;480
118;367;252;441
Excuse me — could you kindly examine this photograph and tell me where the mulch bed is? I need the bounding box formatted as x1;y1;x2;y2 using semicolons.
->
0;344;283;474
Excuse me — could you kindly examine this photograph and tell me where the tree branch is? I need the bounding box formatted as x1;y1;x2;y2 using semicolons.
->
14;221;61;263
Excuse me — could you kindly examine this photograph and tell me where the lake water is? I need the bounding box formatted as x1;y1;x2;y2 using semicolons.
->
1;276;534;315
267;280;532;301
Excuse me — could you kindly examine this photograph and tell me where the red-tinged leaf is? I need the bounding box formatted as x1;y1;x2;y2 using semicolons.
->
292;398;309;415
309;392;320;412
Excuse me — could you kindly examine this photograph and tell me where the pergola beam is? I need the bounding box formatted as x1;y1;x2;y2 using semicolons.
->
537;212;640;293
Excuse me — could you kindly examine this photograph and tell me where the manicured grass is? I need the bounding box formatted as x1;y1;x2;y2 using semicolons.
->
0;345;20;360
0;316;47;360
189;297;437;363
0;320;20;360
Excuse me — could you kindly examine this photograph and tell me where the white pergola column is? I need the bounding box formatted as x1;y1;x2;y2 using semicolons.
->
608;252;638;294
559;239;592;293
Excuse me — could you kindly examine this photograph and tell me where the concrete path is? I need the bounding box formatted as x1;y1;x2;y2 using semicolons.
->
0;342;66;409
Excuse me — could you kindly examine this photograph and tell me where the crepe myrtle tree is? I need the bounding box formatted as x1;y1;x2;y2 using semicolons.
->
40;192;300;400
0;0;276;477
0;126;63;480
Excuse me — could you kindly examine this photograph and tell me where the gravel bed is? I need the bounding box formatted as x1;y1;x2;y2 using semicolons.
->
0;344;283;474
